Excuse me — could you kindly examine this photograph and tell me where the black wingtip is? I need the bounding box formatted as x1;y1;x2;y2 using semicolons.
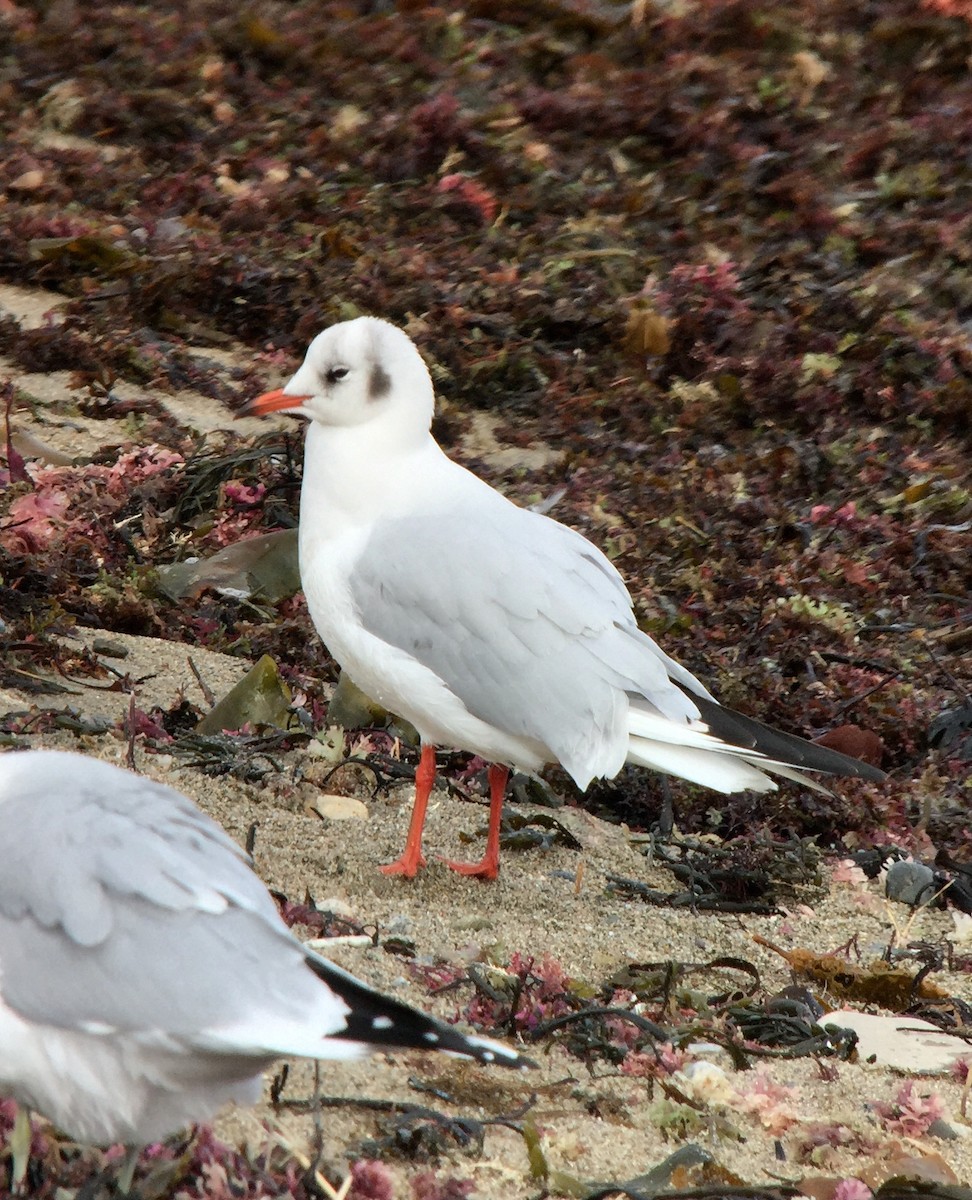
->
684;690;886;783
305;951;534;1070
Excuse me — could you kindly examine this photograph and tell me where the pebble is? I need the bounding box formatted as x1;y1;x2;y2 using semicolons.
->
313;794;369;821
884;860;938;906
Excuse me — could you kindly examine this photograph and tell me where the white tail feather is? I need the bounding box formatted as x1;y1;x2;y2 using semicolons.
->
626;709;834;795
626;737;777;792
628;709;759;755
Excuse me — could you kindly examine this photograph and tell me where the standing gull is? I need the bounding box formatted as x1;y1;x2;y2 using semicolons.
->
0;750;529;1148
244;317;884;880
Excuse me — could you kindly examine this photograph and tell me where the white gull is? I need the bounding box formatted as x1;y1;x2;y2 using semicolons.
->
0;749;530;1147
244;317;883;879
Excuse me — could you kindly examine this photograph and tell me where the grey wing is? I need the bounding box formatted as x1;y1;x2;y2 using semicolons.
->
0;754;320;1040
349;503;703;783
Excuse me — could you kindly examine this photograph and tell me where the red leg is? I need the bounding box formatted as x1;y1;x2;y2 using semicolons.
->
441;763;509;880
380;744;436;877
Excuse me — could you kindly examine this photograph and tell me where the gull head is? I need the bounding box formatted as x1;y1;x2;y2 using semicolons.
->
243;317;434;435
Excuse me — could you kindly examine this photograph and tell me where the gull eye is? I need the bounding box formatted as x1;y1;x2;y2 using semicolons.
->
325;365;349;385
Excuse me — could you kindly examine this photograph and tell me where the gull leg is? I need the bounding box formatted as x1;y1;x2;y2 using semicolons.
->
442;764;509;880
380;744;435;877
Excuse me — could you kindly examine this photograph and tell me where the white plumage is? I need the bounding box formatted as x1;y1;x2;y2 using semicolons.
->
0;749;529;1146
246;317;883;878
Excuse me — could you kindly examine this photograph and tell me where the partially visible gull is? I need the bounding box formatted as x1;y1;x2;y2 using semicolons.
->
0;749;530;1147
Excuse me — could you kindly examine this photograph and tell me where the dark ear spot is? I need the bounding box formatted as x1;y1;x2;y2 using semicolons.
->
368;361;391;402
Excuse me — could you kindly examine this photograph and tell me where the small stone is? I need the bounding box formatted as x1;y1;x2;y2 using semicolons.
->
314;896;356;918
927;1117;959;1140
92;638;129;659
820;1010;966;1074
313;794;368;821
676;1060;733;1105
885;860;938;906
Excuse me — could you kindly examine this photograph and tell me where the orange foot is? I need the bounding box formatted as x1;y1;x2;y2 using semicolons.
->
439;854;499;881
380;851;427;878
